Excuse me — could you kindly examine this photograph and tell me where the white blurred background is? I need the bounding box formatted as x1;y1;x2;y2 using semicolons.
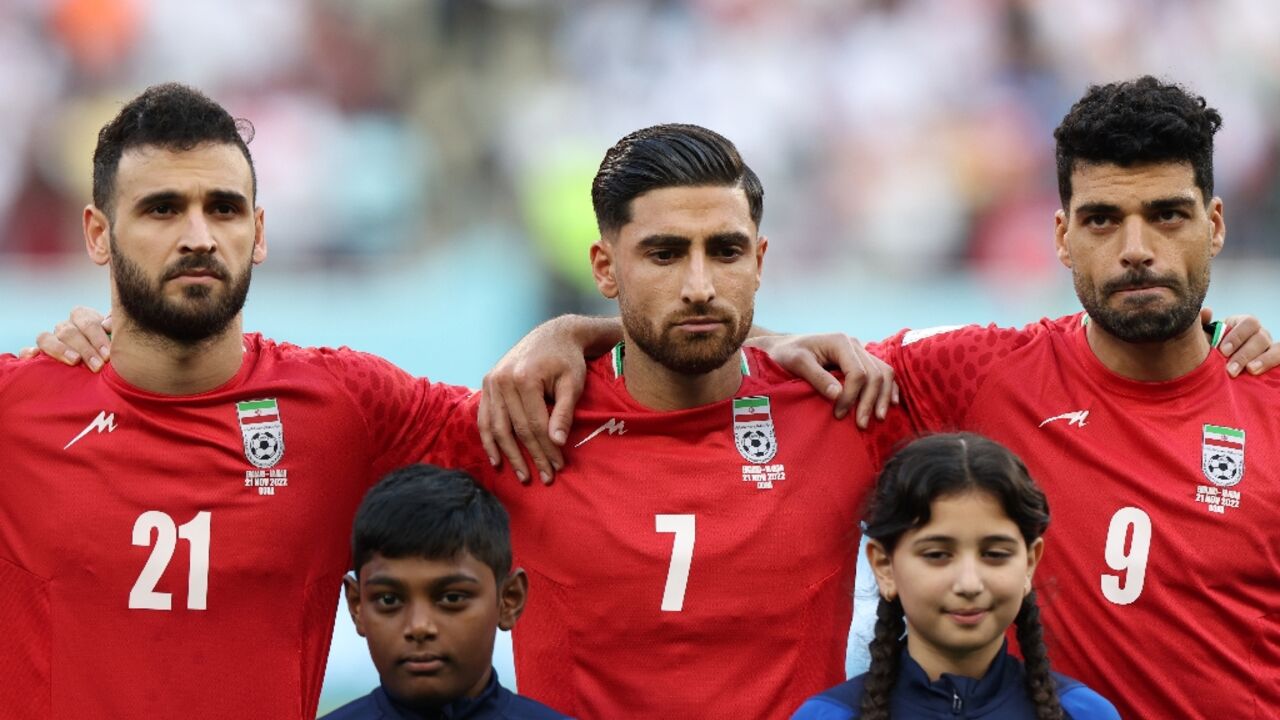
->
1;0;1278;714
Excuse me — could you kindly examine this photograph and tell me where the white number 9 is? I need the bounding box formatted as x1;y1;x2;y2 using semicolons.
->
1100;506;1151;605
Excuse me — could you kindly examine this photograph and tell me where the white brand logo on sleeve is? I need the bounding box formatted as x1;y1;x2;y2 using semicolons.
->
575;418;626;448
64;410;117;450
902;325;964;346
1038;410;1089;428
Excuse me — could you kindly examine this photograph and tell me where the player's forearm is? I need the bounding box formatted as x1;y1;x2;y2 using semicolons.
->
549;314;622;358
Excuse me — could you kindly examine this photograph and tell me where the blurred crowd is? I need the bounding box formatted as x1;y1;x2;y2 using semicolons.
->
2;0;1278;310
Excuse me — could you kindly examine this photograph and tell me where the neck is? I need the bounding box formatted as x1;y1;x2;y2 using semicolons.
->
619;341;744;411
907;633;1001;684
1085;316;1213;382
108;311;246;395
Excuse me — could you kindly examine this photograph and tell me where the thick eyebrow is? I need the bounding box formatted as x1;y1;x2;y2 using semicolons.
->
910;533;1022;547
362;572;483;591
1072;201;1121;219
207;189;250;208
132;189;249;211
1074;194;1199;219
706;231;752;247
637;231;752;249
1143;195;1198;212
637;234;692;249
132;190;183;211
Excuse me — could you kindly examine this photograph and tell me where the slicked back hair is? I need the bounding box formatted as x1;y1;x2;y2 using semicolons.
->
859;433;1063;720
93;82;257;217
352;465;512;584
1054;75;1221;209
591;123;763;235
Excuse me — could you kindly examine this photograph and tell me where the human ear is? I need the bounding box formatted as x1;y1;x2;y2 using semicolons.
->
1053;209;1072;269
252;206;267;264
1208;197;1225;258
754;235;768;287
866;540;896;601
343;573;367;637
590;240;618;299
1024;538;1046;595
85;206;111;266
497;569;529;631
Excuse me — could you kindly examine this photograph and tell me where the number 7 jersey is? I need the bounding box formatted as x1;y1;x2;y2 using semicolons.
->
466;346;914;720
877;314;1280;720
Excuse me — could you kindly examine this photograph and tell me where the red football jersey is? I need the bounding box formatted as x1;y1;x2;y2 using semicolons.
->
879;314;1280;719
465;345;914;720
0;336;475;720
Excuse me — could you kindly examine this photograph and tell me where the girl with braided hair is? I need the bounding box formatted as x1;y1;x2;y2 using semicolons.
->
791;433;1118;720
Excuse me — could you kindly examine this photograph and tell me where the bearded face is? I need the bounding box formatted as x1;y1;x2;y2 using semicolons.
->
110;231;252;345
1074;264;1208;343
620;296;754;375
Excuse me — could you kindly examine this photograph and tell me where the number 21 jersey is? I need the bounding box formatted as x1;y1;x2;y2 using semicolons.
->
0;337;474;719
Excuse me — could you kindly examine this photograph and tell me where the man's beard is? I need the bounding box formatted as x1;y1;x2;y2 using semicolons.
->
621;299;754;376
110;234;251;346
1075;265;1208;343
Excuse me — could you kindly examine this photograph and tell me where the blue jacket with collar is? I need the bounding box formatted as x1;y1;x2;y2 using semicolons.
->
321;670;569;720
789;643;1119;720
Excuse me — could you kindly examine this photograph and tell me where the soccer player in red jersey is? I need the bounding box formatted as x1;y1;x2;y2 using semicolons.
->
858;78;1280;718
0;83;605;720
448;125;915;720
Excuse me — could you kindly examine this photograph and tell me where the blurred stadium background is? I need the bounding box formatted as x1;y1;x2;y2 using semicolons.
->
1;0;1277;714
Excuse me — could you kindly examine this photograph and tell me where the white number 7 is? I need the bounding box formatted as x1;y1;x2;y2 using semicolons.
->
656;514;695;612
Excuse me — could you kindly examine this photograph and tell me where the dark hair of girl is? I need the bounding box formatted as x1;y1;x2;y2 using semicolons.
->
859;433;1063;720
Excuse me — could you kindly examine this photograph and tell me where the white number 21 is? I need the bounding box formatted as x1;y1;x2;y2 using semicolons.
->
655;514;695;612
129;511;211;611
1100;506;1151;606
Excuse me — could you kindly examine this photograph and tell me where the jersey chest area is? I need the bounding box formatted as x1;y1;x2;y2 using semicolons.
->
968;372;1280;618
499;398;874;606
2;385;374;604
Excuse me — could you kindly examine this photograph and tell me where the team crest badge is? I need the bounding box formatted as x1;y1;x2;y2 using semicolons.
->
733;396;778;463
238;399;285;468
1201;424;1244;487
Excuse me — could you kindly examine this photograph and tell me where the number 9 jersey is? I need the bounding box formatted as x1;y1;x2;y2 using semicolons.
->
877;314;1280;720
463;345;915;720
0;337;475;719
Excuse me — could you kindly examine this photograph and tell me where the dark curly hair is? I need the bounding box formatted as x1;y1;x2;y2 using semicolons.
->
591;123;763;235
1054;75;1221;209
93;82;257;217
859;433;1063;720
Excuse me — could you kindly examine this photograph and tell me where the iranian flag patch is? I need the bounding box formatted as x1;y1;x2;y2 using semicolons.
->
1202;424;1244;487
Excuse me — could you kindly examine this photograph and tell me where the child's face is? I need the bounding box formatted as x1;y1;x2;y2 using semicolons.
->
344;551;526;711
868;490;1044;681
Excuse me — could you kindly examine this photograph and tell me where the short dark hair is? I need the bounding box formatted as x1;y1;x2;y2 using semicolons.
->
1054;75;1221;209
591;123;763;235
93;82;257;216
351;465;512;583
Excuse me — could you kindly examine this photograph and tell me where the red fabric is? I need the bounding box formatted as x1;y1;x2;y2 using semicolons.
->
467;347;915;720
0;337;473;719
879;314;1280;719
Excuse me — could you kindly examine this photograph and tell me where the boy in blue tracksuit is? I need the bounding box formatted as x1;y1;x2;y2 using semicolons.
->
324;465;568;720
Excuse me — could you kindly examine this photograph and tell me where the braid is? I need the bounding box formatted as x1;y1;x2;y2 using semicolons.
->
1015;592;1064;720
859;597;906;720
